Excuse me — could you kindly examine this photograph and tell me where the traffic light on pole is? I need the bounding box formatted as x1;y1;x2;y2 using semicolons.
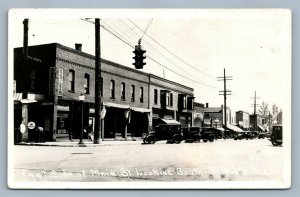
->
133;44;146;69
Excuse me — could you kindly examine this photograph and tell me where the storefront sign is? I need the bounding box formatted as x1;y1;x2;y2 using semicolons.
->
28;121;36;130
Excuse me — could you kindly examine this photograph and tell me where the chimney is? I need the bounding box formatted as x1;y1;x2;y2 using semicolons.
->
75;43;82;51
206;103;209;108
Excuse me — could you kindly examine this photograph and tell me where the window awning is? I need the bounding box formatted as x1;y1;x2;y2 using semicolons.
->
226;124;244;132
130;107;151;113
160;118;181;125
258;125;265;131
103;102;130;109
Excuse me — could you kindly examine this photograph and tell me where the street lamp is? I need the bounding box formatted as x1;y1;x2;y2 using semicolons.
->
79;94;85;145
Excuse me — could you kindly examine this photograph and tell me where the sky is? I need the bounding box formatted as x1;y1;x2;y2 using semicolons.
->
9;9;291;114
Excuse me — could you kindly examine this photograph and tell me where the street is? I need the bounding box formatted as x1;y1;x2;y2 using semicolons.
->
13;139;284;182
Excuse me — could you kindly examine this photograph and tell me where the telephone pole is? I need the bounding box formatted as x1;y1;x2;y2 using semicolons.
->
251;91;260;131
218;68;232;131
94;18;101;144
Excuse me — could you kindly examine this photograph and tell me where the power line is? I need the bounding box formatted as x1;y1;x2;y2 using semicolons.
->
112;19;212;82
127;19;215;79
80;18;218;89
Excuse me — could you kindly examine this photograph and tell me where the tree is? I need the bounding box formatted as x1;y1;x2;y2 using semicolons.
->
272;104;280;124
258;101;269;117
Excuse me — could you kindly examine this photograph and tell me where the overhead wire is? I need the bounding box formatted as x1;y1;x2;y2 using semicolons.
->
111;19;214;81
127;19;215;79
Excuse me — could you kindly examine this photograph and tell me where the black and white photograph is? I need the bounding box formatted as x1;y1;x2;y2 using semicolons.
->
8;9;291;189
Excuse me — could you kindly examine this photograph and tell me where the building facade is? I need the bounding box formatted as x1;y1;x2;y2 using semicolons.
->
235;110;250;130
203;103;232;128
14;43;194;142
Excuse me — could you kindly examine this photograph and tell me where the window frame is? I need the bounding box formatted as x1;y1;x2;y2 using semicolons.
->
68;69;75;92
110;80;115;99
84;73;90;94
140;87;144;103
121;82;126;101
131;85;135;102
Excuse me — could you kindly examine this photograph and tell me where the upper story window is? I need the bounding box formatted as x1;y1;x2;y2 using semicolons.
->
154;89;158;104
140;87;144;103
68;69;75;92
30;69;36;91
121;82;126;101
166;92;170;106
187;97;194;110
131;85;135;102
170;93;173;107
84;73;90;94
183;95;187;109
110;80;115;99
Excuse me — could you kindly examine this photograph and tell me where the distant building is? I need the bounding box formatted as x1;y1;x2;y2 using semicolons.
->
236;111;250;130
14;43;194;142
193;102;205;127
249;114;264;131
202;103;231;128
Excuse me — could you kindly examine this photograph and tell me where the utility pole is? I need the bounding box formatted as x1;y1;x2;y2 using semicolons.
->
251;91;260;131
94;18;101;144
20;18;29;143
218;68;232;132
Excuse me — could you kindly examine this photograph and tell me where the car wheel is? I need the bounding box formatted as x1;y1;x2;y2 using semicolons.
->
209;135;214;142
194;135;201;143
147;136;156;144
203;140;208;142
173;134;182;144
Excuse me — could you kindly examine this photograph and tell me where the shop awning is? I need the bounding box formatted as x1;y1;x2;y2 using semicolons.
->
258;125;265;132
130;107;151;113
216;127;225;131
20;99;38;104
103;102;130;109
226;124;244;132
160;118;181;125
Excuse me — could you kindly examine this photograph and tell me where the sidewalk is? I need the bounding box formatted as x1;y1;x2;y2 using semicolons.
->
15;139;166;147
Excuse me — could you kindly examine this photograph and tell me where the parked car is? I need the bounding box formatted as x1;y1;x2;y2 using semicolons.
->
200;128;215;142
182;127;201;143
143;124;182;144
234;132;244;140
258;132;266;139
270;125;282;146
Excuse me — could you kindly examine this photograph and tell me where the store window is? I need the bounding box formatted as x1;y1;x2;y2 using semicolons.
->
170;93;173;107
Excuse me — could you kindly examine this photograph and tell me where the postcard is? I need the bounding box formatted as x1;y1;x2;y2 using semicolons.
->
8;9;291;189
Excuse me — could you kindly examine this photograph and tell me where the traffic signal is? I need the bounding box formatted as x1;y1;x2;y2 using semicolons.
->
133;44;146;69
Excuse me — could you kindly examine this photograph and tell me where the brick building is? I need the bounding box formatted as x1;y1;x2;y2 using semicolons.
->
203;103;231;128
14;43;194;142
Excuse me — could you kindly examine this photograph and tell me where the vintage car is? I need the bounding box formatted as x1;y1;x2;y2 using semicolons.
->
182;127;201;143
199;128;215;142
270;125;282;146
233;132;244;140
143;123;182;144
258;132;266;139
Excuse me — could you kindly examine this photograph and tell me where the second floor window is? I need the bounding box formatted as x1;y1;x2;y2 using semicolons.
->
121;82;126;101
170;93;173;107
154;89;158;104
166;92;170;106
84;73;90;94
131;85;135;102
68;70;75;92
140;87;144;103
110;80;115;99
183;95;187;109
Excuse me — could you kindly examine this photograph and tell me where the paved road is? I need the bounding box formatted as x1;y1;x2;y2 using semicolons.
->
13;139;284;182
